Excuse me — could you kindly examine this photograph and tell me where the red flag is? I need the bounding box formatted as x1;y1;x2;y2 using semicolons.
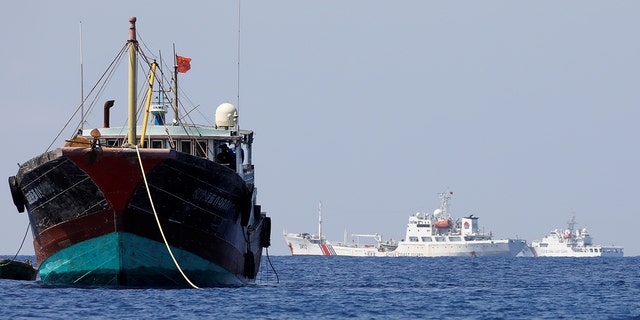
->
176;55;192;73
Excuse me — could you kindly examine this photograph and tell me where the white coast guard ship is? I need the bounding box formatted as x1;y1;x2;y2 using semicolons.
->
385;192;530;257
283;202;398;256
284;192;530;257
529;214;623;257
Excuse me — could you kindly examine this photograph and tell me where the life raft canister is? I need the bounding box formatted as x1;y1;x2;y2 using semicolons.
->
8;176;25;213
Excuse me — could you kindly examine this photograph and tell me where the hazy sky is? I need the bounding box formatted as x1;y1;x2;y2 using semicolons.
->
2;1;639;257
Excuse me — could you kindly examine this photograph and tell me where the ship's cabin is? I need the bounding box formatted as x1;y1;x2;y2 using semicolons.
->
80;102;254;176
81;124;255;179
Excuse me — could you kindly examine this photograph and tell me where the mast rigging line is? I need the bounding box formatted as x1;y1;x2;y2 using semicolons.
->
46;32;210;154
86;48;155;139
0;222;32;268
47;35;161;152
46;43;129;152
136;43;204;126
133;46;214;158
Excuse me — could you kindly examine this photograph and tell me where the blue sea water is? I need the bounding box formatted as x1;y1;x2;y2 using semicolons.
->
1;254;639;319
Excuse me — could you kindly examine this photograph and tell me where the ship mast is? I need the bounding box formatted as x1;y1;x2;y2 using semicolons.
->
127;17;138;146
318;201;323;243
439;191;452;218
567;213;576;231
172;44;180;125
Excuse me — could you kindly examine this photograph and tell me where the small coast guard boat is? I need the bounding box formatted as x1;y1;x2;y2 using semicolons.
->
529;214;623;257
283;202;397;256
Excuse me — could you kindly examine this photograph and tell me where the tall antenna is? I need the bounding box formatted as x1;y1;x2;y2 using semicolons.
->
79;21;84;131
318;201;323;242
172;44;179;124
236;0;241;130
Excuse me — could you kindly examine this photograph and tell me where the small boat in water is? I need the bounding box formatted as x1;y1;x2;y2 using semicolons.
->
529;214;623;257
8;17;270;287
0;259;37;281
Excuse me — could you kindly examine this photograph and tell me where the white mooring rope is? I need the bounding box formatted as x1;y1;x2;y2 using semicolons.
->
135;146;199;289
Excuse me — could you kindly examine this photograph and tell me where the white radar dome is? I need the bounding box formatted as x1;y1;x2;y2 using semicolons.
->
434;208;442;216
215;103;237;127
150;103;168;114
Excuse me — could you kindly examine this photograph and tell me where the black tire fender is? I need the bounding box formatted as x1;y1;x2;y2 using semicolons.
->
8;176;25;213
260;216;271;248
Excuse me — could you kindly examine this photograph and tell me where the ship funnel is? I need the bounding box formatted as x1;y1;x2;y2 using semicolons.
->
215;103;237;128
461;216;479;236
103;100;115;128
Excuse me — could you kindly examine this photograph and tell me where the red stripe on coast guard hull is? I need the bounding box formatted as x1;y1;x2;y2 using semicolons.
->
320;244;331;256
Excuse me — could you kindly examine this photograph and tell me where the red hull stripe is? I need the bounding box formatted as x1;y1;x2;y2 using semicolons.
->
320;244;331;256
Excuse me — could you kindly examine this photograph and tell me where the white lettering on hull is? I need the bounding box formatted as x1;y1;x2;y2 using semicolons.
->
192;187;233;212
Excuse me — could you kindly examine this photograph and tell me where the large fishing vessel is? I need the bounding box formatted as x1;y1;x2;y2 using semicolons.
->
285;192;530;257
284;202;398;256
8;17;271;287
529;215;623;257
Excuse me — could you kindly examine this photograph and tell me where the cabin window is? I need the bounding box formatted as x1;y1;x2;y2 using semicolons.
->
106;139;120;147
196;140;207;158
151;140;164;149
180;140;192;154
421;237;432;242
434;236;446;242
409;236;419;242
449;237;461;242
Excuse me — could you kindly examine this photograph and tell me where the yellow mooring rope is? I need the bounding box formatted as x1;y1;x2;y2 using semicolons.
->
135;146;199;289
